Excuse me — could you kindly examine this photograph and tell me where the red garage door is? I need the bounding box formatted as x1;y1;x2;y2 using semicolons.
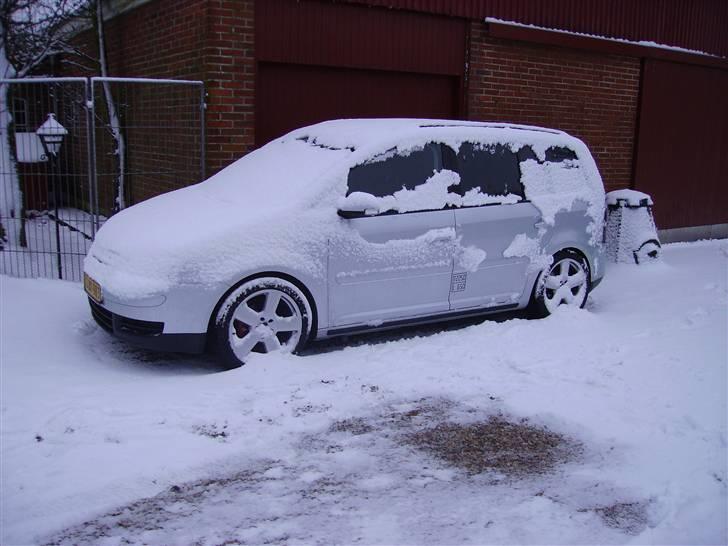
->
257;63;459;145
256;0;466;146
634;59;728;229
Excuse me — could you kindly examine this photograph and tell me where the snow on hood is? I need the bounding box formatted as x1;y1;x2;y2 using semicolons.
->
86;137;352;298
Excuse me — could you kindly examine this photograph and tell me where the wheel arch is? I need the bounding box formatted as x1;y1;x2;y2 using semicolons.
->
206;270;320;349
543;241;595;281
527;245;592;305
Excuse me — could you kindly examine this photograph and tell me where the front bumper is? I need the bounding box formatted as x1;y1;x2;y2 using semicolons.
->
88;298;207;353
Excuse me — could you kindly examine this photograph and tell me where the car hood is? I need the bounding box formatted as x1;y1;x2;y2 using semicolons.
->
85;142;350;299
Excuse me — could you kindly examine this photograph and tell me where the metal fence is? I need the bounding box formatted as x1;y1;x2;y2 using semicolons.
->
0;77;204;281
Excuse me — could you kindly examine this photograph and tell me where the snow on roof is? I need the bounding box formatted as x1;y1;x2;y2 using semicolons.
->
606;189;654;207
285;118;567;153
485;17;723;59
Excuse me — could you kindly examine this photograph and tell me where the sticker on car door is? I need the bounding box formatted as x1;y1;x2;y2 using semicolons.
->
450;272;467;292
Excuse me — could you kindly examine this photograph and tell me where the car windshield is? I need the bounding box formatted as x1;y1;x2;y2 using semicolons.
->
200;137;353;210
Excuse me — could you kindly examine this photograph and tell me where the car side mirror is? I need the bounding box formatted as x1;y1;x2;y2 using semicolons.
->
337;192;381;218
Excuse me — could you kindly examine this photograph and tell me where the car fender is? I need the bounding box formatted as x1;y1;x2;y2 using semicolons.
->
206;263;329;338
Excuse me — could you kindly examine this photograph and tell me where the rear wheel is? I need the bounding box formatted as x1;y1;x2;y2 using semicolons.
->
532;249;591;317
214;278;311;369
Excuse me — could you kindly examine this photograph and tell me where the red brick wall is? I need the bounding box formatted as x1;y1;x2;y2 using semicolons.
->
467;23;641;191
62;2;643;197
101;0;207;79
204;0;255;177
95;0;256;179
103;0;255;177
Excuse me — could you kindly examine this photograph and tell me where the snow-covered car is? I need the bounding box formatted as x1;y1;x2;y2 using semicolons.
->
84;119;606;368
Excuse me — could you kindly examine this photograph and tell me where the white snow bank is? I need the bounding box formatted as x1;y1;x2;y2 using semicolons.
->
2;240;727;544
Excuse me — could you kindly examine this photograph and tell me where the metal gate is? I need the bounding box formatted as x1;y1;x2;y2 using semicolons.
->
0;77;205;281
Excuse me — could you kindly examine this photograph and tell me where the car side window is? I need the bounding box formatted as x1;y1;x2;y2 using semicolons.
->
453;142;524;200
346;143;440;198
545;146;578;163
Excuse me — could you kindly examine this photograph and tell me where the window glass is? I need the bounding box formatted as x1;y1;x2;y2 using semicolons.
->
346;143;439;198
455;142;523;198
545;146;578;163
12;98;28;131
516;145;538;163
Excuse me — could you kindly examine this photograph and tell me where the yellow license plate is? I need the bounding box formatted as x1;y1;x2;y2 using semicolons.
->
84;273;103;303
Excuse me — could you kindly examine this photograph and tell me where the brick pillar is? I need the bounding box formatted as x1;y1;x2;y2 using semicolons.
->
204;0;255;177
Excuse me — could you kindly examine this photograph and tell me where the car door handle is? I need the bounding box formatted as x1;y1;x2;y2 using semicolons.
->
534;221;548;230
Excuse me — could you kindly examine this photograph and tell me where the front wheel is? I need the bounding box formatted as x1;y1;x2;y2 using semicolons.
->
214;277;311;369
531;249;591;317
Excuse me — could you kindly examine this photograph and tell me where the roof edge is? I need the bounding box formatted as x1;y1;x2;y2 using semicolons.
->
485;18;728;70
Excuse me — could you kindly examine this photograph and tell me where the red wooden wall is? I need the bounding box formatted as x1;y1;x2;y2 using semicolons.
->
634;59;728;229
340;0;728;58
255;0;466;144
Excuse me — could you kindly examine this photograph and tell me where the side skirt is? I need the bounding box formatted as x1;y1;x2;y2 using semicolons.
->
326;303;519;338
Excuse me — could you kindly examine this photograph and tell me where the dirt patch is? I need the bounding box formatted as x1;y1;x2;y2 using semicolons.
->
329;417;375;436
43;467;272;545
193;422;229;441
593;501;649;535
405;416;581;477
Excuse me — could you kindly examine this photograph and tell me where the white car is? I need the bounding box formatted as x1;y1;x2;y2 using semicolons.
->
84;119;606;368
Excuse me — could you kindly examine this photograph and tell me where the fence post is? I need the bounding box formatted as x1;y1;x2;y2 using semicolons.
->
200;85;206;182
87;79;100;235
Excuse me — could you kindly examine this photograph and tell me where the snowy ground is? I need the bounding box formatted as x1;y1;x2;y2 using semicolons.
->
1;240;726;545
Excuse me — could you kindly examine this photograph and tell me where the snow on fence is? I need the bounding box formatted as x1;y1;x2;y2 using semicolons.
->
0;77;204;281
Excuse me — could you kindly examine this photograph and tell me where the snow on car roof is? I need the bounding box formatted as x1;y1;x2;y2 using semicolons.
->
285;118;567;153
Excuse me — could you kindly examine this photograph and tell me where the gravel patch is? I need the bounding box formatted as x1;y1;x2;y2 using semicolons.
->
404;416;582;477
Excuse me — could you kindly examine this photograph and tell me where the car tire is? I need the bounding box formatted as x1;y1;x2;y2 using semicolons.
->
531;249;591;318
214;277;312;369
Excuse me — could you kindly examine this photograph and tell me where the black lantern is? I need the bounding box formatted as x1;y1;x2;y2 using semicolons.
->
36;113;68;158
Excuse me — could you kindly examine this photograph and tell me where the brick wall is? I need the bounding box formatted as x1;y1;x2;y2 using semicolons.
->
203;0;255;177
468;23;641;191
59;0;255;210
62;2;643;201
100;0;256;179
102;0;207;80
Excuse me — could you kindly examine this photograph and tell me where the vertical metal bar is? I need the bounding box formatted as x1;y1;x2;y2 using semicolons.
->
88;79;99;234
199;84;206;181
52;154;62;280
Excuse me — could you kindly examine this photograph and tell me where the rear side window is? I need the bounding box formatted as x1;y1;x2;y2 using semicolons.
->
545;146;578;163
453;142;524;199
347;143;440;198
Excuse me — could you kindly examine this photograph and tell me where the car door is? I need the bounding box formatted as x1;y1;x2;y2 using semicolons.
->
446;142;542;311
328;143;457;328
